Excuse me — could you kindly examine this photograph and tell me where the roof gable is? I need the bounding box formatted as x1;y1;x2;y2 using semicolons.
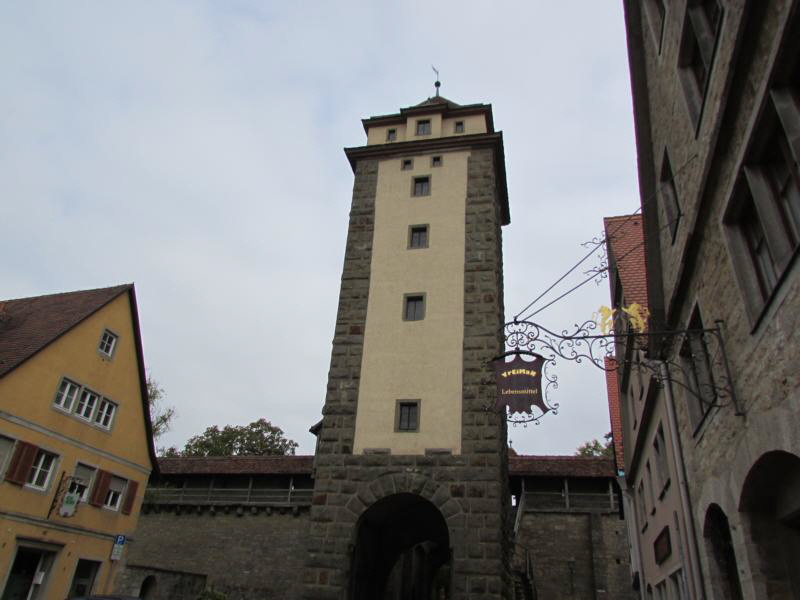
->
0;285;131;377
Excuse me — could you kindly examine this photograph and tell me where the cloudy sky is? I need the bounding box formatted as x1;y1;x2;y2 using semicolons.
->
1;1;639;456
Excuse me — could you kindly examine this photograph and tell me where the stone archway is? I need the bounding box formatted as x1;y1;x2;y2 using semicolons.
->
739;450;800;599
703;504;743;600
349;493;451;600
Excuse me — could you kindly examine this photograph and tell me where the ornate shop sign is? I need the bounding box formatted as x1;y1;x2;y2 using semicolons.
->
493;353;546;415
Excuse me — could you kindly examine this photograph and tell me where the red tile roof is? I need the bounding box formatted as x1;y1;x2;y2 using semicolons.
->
0;285;132;377
604;357;625;471
509;455;615;478
603;215;649;312
157;455;314;475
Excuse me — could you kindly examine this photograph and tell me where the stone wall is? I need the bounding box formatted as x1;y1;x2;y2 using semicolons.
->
513;511;633;600
117;508;310;600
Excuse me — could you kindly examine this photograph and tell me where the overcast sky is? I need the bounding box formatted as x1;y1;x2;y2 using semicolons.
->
0;1;639;456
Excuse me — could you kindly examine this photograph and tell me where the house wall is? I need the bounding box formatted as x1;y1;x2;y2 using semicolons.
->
0;292;152;598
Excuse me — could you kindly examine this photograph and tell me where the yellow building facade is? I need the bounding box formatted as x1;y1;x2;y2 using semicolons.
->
0;285;156;599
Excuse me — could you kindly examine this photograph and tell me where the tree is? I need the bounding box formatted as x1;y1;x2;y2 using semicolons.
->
575;432;614;458
178;418;298;457
146;376;176;440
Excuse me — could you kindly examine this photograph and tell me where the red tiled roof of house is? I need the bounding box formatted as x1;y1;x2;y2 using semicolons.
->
0;285;132;377
604;357;625;472
509;455;615;478
603;215;649;312
157;455;314;475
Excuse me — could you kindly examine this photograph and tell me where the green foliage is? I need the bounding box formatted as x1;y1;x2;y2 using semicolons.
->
146;375;176;440
575;432;614;458
178;418;298;457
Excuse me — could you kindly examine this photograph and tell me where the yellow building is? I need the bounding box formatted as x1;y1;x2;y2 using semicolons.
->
0;284;156;599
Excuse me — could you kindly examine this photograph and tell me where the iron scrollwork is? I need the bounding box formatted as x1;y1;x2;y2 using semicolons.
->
494;319;741;425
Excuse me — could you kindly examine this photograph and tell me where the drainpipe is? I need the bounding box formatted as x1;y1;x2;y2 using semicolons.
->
660;361;705;599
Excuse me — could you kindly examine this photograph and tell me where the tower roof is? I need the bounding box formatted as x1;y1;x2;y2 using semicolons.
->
361;98;495;134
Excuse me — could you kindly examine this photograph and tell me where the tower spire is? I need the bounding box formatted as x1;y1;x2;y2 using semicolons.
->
431;65;440;97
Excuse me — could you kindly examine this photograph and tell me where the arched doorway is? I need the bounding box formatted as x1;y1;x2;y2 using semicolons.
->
703;504;743;600
139;575;157;599
350;493;451;600
739;451;800;599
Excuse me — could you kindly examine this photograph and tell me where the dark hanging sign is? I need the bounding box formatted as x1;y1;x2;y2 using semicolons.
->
494;353;546;415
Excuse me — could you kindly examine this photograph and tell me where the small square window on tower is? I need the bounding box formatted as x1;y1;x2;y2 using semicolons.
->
454;121;465;134
396;400;420;432
403;294;425;321
98;329;118;358
431;156;442;168
412;176;430;197
401;158;413;171
416;119;431;135
386;128;397;142
408;225;429;249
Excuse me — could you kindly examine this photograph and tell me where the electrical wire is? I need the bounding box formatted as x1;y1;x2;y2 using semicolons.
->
512;153;698;320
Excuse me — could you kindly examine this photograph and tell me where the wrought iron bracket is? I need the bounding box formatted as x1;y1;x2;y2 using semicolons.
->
494;319;742;425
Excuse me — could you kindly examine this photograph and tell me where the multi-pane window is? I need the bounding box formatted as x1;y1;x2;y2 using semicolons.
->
653;425;670;491
397;401;420;431
678;0;723;123
409;225;429;249
413;176;430;197
660;150;682;242
646;461;657;513
68;463;97;501
27;449;57;489
53;377;117;429
386;128;397;142
404;295;425;321
454;121;464;134
54;379;81;411
0;435;14;477
75;389;99;420
98;330;118;358
94;399;117;429
416;119;431;135
681;308;716;431
104;476;127;510
637;480;648;526
725;88;800;318
644;0;667;50
401;158;413;171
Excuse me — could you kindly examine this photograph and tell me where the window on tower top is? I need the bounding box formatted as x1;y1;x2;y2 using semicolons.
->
416;120;431;135
403;294;425;321
396;400;420;432
408;225;429;249
454;121;465;134
401;158;413;170
386;128;397;142
412;176;430;197
431;156;442;167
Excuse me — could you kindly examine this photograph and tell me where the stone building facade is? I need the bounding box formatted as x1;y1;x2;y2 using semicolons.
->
115;455;634;600
303;95;511;600
622;1;800;597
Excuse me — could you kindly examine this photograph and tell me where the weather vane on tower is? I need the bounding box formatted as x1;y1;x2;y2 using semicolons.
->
431;65;441;97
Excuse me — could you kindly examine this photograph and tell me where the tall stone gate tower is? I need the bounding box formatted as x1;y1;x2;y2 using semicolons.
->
304;95;511;600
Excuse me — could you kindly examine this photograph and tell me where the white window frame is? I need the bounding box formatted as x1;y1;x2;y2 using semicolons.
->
26;449;57;490
93;399;116;430
104;476;127;511
54;378;81;412
98;329;118;358
68;463;97;502
75;389;99;421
